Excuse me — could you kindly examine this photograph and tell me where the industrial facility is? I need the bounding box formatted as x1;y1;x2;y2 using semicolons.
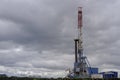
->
67;7;118;79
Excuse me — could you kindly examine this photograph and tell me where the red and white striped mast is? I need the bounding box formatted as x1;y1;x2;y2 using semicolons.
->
75;7;89;77
78;7;83;53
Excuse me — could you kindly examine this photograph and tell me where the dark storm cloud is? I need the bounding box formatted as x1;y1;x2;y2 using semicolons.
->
0;0;76;52
0;0;120;77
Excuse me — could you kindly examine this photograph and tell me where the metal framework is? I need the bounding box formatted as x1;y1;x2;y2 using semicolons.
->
73;7;90;78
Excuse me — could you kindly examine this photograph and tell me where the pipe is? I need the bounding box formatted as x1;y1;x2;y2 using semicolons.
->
74;39;78;63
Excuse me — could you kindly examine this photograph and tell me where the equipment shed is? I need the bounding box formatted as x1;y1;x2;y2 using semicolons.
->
100;71;118;78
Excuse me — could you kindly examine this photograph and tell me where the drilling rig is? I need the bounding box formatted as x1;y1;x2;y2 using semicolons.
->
68;7;91;78
67;7;117;79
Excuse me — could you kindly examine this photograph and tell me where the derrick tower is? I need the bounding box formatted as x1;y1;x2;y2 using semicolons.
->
74;7;90;78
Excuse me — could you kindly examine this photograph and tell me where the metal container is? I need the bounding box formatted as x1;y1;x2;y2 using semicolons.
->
87;67;98;75
91;74;103;78
100;71;118;78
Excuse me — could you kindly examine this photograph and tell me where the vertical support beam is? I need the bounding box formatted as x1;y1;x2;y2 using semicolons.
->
74;39;79;63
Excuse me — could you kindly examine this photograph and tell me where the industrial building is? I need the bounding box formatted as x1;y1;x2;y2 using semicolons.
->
99;71;118;78
91;71;118;79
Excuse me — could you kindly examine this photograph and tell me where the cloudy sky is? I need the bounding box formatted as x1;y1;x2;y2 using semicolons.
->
0;0;120;78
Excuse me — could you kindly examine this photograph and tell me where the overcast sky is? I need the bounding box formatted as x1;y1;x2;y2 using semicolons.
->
0;0;120;78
